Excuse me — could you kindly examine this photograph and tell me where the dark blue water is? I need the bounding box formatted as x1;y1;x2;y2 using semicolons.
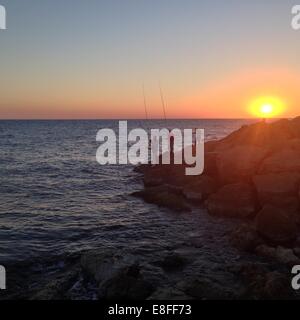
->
0;119;255;264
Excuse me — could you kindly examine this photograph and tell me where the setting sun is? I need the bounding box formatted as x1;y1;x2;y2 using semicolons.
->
249;96;285;118
261;104;273;115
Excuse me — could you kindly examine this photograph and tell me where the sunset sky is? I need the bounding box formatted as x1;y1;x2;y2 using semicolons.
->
0;0;299;119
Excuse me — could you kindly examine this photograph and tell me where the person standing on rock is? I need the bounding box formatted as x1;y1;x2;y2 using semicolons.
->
151;135;159;165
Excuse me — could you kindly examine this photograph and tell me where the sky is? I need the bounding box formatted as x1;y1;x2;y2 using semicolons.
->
0;0;299;119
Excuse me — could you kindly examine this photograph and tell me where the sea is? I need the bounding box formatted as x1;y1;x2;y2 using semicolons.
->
0;119;257;266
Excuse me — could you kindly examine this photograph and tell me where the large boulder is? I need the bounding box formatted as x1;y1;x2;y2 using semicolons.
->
203;151;218;176
143;164;196;188
240;263;293;299
98;264;154;300
142;165;169;187
255;205;298;245
262;272;293;299
81;249;155;300
205;118;300;152
255;245;300;266
218;120;295;150
183;175;218;203
282;139;300;152
176;276;240;300
294;247;300;259
30;268;79;300
272;246;300;266
205;140;219;152
259;149;300;174
148;287;192;300
291;116;300;138
80;248;137;284
132;185;191;212
217;122;269;148
253;173;300;198
253;173;300;215
229;225;263;252
205;183;257;218
216;146;268;184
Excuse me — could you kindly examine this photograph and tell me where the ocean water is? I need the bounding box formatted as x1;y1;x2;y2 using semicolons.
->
0;119;256;264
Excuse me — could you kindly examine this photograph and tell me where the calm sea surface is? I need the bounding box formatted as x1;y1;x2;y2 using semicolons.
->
0;119;256;264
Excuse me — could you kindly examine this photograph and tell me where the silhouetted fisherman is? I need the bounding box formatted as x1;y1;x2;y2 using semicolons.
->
169;131;175;165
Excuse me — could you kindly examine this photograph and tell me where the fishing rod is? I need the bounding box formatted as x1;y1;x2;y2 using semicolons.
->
142;83;149;120
159;83;167;121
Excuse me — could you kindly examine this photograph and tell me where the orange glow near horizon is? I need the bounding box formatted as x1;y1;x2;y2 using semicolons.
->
178;67;299;119
249;96;285;118
0;67;299;119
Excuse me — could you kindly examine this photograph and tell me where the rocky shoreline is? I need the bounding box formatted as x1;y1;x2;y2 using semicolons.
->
2;117;300;300
132;117;300;275
2;239;298;300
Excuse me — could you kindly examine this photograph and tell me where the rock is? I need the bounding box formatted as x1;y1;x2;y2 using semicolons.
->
205;183;257;218
239;262;269;299
81;249;155;300
134;164;150;174
182;190;203;203
266;119;297;150
294;247;300;259
205;140;219;153
30;269;79;300
295;236;300;247
148;287;193;300
240;262;292;300
291;116;300;138
143;175;164;187
99;264;154;300
132;185;191;212
217;122;269;148
203;151;218;176
217;119;300;152
205;118;300;152
255;245;300;266
253;173;300;199
283;139;300;152
166;166;196;187
142;166;168;187
139;164;192;188
259;149;300;174
176;277;238;300
253;173;300;214
275;246;300;266
255;244;276;258
143;163;197;188
262;272;292;299
255;206;298;245
229;225;263;252
80;248;137;284
183;175;218;203
239;262;269;280
216;146;268;184
239;262;293;299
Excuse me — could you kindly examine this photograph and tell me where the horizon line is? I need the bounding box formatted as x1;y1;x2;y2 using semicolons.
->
0;117;289;121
